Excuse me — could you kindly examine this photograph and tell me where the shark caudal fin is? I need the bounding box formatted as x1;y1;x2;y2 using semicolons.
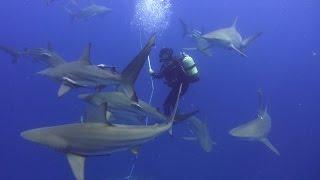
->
242;32;262;48
179;18;191;37
260;138;280;156
120;33;156;101
67;153;85;180
0;45;20;63
168;84;183;135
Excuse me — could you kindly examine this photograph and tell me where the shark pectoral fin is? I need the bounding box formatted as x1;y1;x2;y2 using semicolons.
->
131;146;141;156
230;44;248;57
67;153;85;180
242;32;262;47
58;83;73;97
260;138;280;156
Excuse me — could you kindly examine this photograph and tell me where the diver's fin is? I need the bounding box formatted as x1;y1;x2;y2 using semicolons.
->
78;43;92;65
231;44;247;57
120;33;156;101
231;17;238;28
174;110;199;123
0;45;20;63
67;153;85;180
58;83;72;97
260;138;280;156
242;32;262;48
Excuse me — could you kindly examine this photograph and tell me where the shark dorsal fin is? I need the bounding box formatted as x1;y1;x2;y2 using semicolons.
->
47;42;53;52
231;17;238;28
67;153;85;180
119;34;156;101
78;43;92;65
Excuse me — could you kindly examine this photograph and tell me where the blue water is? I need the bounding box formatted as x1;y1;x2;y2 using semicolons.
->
0;0;319;179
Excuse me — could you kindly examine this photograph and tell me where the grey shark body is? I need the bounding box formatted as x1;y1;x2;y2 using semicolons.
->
79;91;198;124
201;18;261;57
186;116;215;152
38;34;156;97
179;19;213;56
66;4;112;21
229;91;280;155
0;43;64;66
21;84;183;180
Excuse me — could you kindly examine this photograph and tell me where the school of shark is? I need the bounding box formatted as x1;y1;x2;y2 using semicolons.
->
0;1;281;180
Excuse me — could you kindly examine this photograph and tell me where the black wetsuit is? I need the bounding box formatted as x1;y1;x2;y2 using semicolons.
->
152;57;189;115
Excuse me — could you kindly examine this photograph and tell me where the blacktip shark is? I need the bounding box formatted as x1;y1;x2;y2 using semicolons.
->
38;34;155;98
21;84;183;180
79;91;198;124
201;18;262;57
65;4;112;21
229;90;280;155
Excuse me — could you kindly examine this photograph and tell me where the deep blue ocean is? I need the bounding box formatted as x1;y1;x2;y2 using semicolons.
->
0;0;319;179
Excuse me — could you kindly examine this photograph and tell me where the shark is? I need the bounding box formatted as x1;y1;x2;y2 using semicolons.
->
37;34;155;98
47;0;79;6
0;43;66;66
179;19;213;56
183;116;215;152
66;4;112;21
201;18;262;57
229;90;280;155
79;91;198;124
21;84;183;180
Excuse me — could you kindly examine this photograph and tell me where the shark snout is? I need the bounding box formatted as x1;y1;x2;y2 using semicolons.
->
21;129;67;149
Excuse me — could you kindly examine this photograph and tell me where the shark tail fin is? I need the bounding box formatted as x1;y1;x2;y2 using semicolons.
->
67;153;85;180
179;18;190;37
232;17;238;28
78;43;92;65
0;45;20;64
260;138;280;156
120;33;156;101
168;83;183;136
242;32;262;48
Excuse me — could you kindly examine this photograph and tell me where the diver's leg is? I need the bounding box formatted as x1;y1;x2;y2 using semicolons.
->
163;86;179;115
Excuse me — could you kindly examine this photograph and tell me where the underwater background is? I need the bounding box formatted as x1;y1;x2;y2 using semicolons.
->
0;0;319;179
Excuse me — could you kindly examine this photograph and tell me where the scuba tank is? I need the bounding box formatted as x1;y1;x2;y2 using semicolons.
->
181;52;199;82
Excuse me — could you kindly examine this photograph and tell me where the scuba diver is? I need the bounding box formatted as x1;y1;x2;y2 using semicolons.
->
149;48;199;115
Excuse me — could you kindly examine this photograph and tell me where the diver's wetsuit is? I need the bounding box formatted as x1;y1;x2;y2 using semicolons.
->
152;57;189;115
